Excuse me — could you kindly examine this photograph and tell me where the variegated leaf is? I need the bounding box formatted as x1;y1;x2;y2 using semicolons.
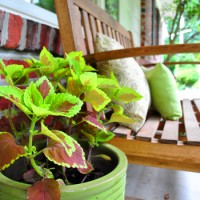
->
84;88;111;112
80;72;97;88
95;130;114;143
43;130;87;169
108;113;136;124
0;86;32;115
115;87;143;103
77;161;94;174
0;132;26;170
84;115;104;130
27;178;60;200
35;76;55;99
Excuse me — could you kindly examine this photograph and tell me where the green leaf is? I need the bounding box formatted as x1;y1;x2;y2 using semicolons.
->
0;86;32;115
0;132;26;170
93;154;112;161
80;72;97;88
97;77;119;89
24;82;43;110
108;112;136;124
4;64;24;86
82;131;95;147
96;130;114;143
45;93;83;118
84;88;111;112
112;104;123;114
40;47;58;74
43;130;87;168
27;178;60;200
67;51;85;76
83;65;97;72
115;87;143;103
67;78;83;97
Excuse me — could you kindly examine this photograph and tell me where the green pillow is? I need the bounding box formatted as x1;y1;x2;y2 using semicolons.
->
144;63;182;120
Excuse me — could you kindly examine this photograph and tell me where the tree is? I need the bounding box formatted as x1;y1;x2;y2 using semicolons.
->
163;0;200;89
164;0;200;45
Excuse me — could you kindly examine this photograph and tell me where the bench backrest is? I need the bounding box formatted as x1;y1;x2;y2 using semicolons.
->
55;0;134;55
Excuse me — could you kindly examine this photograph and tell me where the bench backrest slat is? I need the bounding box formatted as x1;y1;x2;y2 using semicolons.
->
55;0;134;55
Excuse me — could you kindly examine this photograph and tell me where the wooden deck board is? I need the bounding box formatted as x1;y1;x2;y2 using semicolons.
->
161;120;179;143
182;99;200;144
136;115;161;141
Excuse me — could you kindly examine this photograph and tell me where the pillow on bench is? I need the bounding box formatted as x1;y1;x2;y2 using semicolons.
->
95;33;151;132
144;63;182;120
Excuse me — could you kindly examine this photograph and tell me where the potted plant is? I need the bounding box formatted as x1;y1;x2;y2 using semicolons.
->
0;48;141;200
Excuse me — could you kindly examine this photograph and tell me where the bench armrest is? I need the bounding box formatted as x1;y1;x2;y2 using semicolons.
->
84;43;200;64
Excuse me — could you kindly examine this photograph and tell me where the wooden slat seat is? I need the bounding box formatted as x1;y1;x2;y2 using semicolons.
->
54;0;200;172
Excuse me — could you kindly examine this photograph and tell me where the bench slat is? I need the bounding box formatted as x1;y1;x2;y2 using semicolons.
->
182;99;200;144
73;5;87;54
113;125;133;139
194;99;200;113
136;115;161;141
161;120;179;143
82;10;94;54
102;23;108;35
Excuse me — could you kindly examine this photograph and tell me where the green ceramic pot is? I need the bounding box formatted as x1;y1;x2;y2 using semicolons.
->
0;144;127;200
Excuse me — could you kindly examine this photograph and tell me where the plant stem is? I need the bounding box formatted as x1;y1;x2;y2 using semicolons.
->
29;115;44;177
62;167;70;185
8;103;17;137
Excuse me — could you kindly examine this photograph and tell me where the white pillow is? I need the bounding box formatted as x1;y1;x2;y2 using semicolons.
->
95;33;151;132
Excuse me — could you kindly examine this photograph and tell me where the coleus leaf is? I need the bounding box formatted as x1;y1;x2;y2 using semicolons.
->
112;104;123;114
108;112;136;124
42;128;86;169
67;77;83;97
24;82;43;110
0;132;26;170
80;72;97;88
84;88;111;112
0;86;32;115
27;178;60;200
97;77;119;89
77;161;94;174
45;93;83;118
93;154;111;161
81;130;95;147
4;64;24;86
35;76;55;99
84;115;104;130
82;65;97;72
115;87;143;103
67;51;85;76
95;130;115;143
39;47;58;74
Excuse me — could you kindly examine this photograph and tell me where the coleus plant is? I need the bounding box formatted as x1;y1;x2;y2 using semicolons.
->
0;48;142;200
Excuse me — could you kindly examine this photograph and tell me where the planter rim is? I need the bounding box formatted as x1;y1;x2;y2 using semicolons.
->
0;143;127;191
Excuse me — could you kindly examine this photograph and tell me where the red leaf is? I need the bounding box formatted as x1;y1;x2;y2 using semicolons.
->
84;115;104;130
57;101;74;112
0;97;10;110
0;132;26;170
27;178;60;200
78;161;94;174
38;80;51;99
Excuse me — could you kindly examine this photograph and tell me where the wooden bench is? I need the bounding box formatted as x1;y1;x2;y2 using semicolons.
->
54;0;200;172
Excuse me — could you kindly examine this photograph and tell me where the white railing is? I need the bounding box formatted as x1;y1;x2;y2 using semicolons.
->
0;0;58;28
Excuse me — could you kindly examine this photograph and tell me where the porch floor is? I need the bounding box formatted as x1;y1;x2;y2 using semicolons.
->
126;164;200;200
